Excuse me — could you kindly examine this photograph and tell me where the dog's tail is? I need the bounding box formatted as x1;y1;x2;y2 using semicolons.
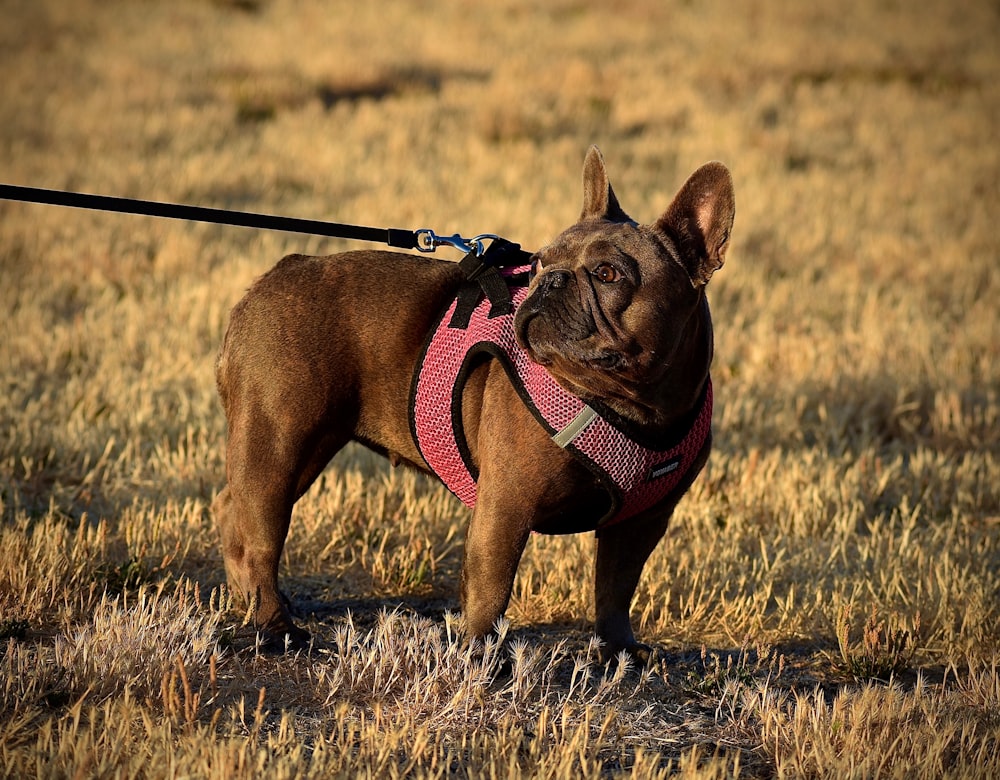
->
214;319;233;408
214;352;227;407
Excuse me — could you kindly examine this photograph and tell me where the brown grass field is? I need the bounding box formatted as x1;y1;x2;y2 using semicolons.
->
2;0;999;776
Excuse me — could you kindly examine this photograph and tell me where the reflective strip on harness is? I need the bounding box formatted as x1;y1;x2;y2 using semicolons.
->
552;405;599;449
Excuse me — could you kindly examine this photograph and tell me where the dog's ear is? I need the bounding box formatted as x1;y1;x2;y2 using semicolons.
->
581;145;632;223
656;162;735;286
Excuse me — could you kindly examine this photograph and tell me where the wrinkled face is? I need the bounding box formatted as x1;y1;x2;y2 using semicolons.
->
514;219;703;409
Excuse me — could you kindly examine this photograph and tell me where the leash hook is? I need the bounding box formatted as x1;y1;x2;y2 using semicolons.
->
415;229;499;257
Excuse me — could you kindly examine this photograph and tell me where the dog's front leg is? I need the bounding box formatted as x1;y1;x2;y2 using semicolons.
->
458;371;538;639
593;508;673;663
460;496;532;639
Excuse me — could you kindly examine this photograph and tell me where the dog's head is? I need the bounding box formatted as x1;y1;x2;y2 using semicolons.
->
514;146;734;425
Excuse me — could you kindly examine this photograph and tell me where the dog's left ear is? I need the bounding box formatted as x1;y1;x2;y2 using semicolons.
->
581;145;632;223
656;162;735;286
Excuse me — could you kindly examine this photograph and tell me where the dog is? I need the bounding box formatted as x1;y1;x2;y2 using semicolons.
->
212;146;734;660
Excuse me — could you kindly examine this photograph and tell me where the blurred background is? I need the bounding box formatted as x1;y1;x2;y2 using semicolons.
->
3;0;996;493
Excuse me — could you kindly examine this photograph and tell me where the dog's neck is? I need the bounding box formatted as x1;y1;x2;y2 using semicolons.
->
591;296;713;448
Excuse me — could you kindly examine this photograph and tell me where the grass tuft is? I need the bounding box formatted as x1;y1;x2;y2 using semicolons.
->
835;604;921;683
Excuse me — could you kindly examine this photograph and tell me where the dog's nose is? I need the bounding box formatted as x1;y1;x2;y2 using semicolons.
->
540;269;571;292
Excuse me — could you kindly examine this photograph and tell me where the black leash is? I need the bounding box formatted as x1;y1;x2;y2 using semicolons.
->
0;181;534;311
0;182;426;249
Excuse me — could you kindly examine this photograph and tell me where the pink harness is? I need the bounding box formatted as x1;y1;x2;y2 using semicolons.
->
410;265;712;530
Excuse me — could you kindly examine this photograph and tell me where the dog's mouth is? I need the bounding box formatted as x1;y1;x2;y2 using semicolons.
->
513;309;548;364
515;305;629;375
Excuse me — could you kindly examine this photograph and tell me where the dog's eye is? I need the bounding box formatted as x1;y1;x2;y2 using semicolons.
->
592;263;621;283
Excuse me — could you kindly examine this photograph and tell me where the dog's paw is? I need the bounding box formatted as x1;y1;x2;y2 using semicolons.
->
258;624;312;655
598;641;657;668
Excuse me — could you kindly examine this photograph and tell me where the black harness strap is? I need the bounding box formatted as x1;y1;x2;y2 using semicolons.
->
449;237;533;328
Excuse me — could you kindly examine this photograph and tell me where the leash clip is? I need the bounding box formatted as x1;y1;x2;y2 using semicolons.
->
415;229;499;257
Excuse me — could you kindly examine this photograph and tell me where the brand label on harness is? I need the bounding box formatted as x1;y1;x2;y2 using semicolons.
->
648;457;682;481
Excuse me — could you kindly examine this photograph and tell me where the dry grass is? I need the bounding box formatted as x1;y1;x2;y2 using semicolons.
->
2;0;999;776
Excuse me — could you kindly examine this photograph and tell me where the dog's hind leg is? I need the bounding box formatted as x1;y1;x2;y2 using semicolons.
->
214;399;350;646
213;411;306;644
214;483;304;644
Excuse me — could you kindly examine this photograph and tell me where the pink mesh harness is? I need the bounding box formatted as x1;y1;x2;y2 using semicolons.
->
410;265;712;530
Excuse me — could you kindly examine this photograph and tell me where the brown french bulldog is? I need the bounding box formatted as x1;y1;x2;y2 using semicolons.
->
212;146;734;659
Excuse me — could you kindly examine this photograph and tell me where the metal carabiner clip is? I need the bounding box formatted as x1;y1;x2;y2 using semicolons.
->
415;229;499;257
